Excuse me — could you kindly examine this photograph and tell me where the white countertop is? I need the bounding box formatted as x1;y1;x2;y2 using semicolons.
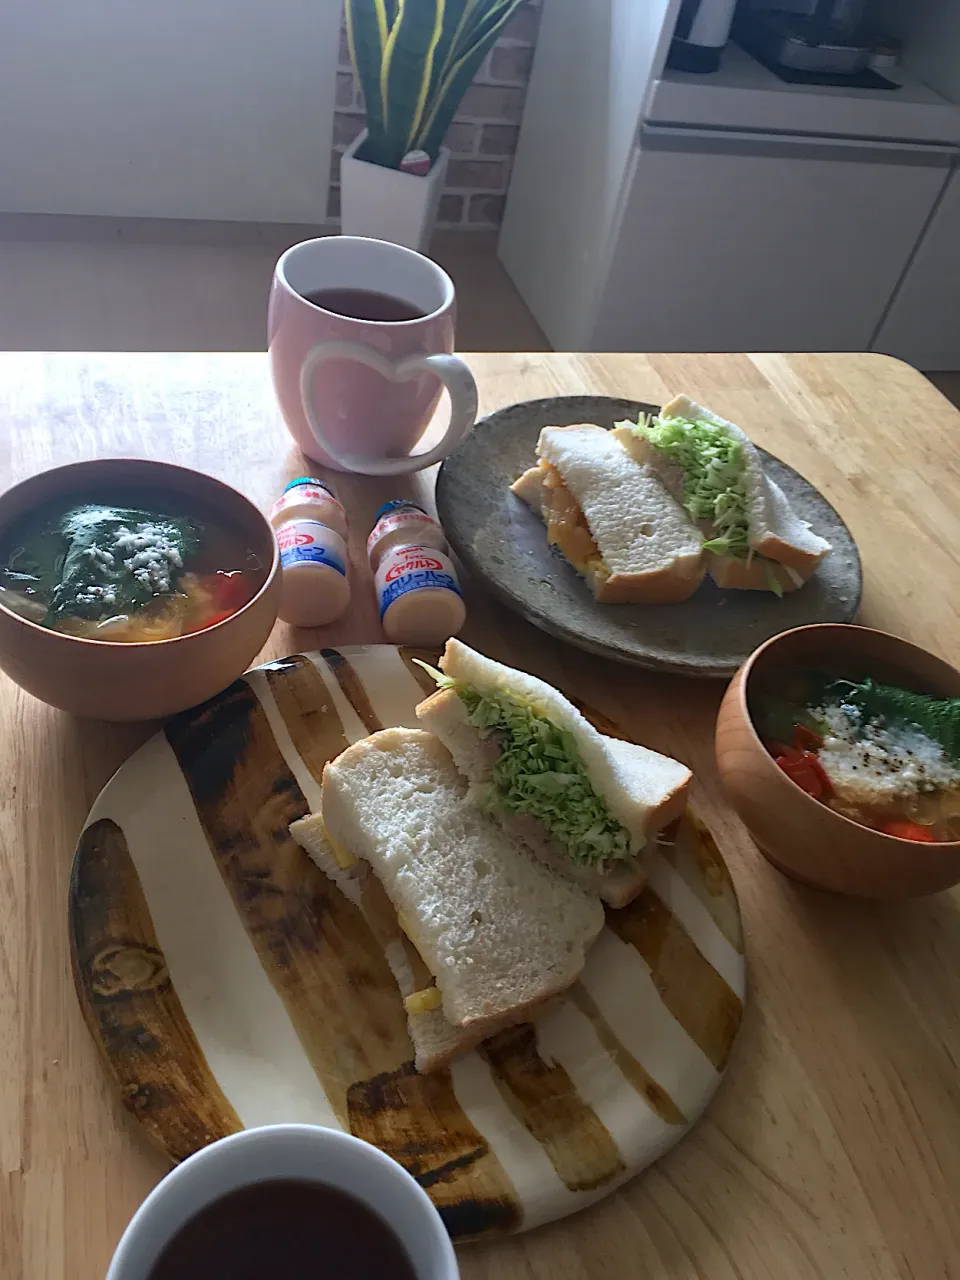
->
647;43;960;145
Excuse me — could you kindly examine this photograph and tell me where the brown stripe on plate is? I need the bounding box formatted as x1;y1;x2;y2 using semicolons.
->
69;818;242;1161
570;698;631;742
165;681;413;1126
566;706;741;959
319;648;382;734
480;1024;625;1192
348;1061;521;1241
398;646;444;697
607;888;743;1071
568;986;687;1127
261;654;350;784
658;811;744;954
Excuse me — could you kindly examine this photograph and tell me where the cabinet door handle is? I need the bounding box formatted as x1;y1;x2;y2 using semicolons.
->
639;124;958;168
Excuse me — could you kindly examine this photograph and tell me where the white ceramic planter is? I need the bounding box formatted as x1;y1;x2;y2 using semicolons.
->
340;131;449;253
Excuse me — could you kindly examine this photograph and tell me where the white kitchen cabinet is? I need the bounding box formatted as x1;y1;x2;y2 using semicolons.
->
590;129;953;353
499;0;682;353
873;169;960;369
499;0;960;357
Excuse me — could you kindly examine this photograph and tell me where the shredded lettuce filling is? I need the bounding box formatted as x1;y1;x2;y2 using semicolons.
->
416;662;637;867
763;560;784;599
624;413;750;559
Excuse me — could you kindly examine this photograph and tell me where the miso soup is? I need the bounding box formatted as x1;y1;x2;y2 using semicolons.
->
0;487;266;642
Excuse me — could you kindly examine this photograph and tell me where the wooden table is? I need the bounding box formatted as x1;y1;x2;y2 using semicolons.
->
2;351;960;1280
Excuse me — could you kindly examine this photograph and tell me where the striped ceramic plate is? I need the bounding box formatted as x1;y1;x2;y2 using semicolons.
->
70;646;745;1241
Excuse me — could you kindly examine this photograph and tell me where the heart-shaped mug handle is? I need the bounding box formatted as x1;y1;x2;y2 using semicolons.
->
298;340;478;475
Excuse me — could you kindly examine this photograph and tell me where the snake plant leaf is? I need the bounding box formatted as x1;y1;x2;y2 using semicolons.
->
417;0;476;141
345;0;392;162
414;0;524;161
462;0;517;46
378;0;449;169
347;0;525;170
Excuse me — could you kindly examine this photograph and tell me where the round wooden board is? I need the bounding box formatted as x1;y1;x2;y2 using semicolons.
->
436;396;862;677
69;646;745;1241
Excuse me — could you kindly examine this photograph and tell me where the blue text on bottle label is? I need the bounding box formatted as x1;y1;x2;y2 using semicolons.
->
280;543;346;575
379;569;462;619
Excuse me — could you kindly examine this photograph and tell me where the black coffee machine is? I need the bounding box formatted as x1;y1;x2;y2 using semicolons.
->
736;0;873;75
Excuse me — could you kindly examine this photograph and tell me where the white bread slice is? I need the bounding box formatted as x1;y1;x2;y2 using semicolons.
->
289;812;363;890
612;426;687;508
415;640;691;906
757;473;832;572
519;424;705;604
512;461;702;605
320;727;604;1033
289;813;501;1072
619;396;830;575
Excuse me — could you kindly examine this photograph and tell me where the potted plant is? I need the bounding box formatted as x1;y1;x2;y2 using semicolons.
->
341;0;526;251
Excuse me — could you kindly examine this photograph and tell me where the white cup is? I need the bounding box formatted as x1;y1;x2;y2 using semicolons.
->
105;1125;459;1280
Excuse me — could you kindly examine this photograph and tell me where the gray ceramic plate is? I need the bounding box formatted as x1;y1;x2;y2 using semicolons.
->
436;396;862;678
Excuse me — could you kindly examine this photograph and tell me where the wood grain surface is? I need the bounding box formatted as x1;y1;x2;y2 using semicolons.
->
3;351;960;1278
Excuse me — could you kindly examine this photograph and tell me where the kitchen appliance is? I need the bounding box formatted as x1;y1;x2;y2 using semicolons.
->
738;0;872;74
666;0;740;74
500;0;960;363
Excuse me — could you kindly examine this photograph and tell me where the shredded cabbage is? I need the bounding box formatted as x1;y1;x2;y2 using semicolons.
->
624;413;750;559
763;560;784;599
415;662;637;867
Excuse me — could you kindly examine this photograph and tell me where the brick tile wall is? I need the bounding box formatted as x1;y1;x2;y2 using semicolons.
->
329;1;542;230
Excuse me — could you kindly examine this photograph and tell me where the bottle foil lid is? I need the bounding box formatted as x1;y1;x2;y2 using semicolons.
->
284;476;336;496
372;499;428;523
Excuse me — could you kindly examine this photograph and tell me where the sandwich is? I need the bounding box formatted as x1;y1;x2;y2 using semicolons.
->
315;727;605;1065
614;395;831;594
290;809;502;1072
511;423;705;604
415;639;691;908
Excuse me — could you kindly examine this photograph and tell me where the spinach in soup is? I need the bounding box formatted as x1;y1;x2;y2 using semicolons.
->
43;505;199;625
0;492;261;642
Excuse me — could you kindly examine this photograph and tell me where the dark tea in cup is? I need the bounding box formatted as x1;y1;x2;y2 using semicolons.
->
147;1178;416;1280
301;288;427;324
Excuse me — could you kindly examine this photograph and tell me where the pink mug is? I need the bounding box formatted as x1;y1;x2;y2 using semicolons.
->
268;236;478;475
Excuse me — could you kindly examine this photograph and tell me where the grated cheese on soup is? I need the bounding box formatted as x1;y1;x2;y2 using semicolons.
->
814;703;960;806
112;524;184;596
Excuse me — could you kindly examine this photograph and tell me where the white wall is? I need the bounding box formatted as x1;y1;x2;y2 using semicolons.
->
0;0;342;221
498;0;682;350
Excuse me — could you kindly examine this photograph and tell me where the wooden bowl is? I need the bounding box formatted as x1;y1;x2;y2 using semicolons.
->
715;624;960;898
0;459;280;721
